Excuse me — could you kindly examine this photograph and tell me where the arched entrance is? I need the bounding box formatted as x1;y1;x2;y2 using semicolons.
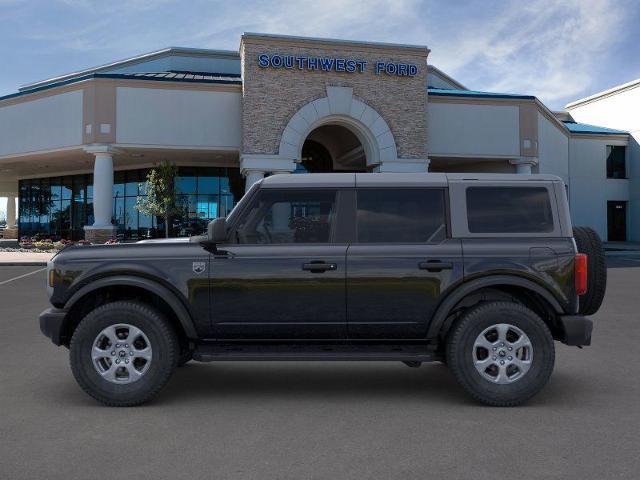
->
299;124;367;173
278;86;399;172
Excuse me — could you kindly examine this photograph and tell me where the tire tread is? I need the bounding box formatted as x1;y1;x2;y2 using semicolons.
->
446;301;555;407
69;300;178;407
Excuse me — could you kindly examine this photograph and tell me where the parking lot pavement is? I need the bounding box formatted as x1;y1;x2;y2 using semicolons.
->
1;262;639;480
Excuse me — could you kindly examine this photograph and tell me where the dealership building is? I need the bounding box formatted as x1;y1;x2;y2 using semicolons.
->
0;33;636;242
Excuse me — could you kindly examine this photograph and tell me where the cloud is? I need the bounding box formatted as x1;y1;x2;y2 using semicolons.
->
1;0;636;109
425;0;629;108
177;0;631;108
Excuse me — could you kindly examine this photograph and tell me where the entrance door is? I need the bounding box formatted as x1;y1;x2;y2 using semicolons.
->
210;188;348;339
346;188;464;339
608;201;627;241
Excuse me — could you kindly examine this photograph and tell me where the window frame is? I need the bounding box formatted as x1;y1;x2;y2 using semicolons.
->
230;187;345;246
606;145;627;179
351;187;450;245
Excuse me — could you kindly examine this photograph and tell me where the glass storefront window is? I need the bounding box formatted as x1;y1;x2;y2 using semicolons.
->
87;175;94;200
62;178;72;200
113;171;125;199
19;167;244;241
198;176;219;195
175;175;197;195
18;166;242;241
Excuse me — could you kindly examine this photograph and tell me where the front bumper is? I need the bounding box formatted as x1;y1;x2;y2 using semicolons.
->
39;307;68;346
558;315;593;346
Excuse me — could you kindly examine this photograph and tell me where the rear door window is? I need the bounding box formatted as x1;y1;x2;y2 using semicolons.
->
466;187;554;233
356;189;446;243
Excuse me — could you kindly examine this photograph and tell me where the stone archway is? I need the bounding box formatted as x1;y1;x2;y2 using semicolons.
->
278;86;398;169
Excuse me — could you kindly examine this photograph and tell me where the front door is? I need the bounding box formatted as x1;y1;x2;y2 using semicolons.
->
346;188;463;339
210;188;348;339
607;201;627;241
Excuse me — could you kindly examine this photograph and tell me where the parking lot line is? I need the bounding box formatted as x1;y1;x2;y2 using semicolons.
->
0;267;46;287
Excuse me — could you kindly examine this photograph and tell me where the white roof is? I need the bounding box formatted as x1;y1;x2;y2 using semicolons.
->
565;78;640;109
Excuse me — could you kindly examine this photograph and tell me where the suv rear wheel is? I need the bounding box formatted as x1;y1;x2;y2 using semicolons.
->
70;301;178;406
446;301;555;406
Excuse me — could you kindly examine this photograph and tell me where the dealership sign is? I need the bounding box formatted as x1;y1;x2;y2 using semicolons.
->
257;54;418;77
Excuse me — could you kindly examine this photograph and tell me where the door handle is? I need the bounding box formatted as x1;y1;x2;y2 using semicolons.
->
418;261;453;272
302;262;337;273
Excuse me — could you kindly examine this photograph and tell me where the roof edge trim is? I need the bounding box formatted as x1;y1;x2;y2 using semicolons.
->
241;32;430;55
2;73;241;103
19;47;240;92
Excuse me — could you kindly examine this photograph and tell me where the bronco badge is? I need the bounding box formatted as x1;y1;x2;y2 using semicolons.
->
192;262;206;274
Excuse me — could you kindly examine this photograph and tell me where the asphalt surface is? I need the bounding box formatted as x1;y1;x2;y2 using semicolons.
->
1;259;640;479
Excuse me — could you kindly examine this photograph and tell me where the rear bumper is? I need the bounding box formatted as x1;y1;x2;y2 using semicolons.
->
39;307;68;346
558;315;593;346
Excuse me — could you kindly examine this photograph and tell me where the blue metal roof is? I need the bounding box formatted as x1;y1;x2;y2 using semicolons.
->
562;121;628;135
0;71;242;102
428;87;535;100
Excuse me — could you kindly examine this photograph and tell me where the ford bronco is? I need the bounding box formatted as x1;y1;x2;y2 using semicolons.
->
39;173;606;406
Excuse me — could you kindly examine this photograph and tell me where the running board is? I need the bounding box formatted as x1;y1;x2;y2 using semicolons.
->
192;343;436;362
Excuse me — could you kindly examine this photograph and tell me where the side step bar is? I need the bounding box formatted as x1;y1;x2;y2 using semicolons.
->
193;343;436;362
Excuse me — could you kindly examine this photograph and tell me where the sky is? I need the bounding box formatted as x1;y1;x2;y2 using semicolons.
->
1;0;640;215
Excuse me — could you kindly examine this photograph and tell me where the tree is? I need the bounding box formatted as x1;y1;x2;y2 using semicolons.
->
136;161;181;238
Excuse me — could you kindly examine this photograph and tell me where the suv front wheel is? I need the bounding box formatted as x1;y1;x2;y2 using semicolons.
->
446;301;555;406
70;301;179;406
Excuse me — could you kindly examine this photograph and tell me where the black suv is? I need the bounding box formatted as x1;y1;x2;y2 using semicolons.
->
40;173;606;406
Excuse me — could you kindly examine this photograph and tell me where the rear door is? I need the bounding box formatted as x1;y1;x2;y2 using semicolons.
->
346;187;463;339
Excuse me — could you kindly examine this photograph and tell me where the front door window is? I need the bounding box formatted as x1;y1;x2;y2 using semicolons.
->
236;189;337;244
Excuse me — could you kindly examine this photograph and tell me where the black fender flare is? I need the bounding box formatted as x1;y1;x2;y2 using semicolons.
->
426;275;565;340
64;275;198;339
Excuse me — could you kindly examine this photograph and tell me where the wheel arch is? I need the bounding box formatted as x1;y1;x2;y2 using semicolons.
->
60;276;198;346
427;275;564;341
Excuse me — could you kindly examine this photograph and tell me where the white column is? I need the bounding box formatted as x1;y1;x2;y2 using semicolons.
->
83;146;118;242
91;152;115;227
240;154;296;192
244;170;265;192
270;171;291;231
510;157;538;175
6;195;16;229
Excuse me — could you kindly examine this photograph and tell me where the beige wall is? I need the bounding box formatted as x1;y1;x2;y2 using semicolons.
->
115;86;242;148
240;36;429;159
0;90;83;157
537;112;569;182
427;102;520;157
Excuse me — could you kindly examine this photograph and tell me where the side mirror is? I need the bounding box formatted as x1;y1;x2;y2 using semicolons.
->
207;217;227;243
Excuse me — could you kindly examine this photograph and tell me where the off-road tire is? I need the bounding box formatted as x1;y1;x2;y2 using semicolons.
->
446;301;555;407
573;226;607;315
70;301;178;407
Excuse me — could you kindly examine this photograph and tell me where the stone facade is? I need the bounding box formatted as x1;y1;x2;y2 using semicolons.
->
240;34;429;161
1;228;18;240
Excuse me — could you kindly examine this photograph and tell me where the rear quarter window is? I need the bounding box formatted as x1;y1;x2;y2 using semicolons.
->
466;186;554;233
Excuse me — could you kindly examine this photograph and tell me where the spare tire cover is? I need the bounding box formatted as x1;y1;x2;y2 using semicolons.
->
573;226;607;315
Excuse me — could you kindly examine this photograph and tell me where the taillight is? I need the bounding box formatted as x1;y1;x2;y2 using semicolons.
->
575;253;588;296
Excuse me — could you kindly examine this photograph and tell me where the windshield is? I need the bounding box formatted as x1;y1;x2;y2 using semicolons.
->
225;181;259;224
